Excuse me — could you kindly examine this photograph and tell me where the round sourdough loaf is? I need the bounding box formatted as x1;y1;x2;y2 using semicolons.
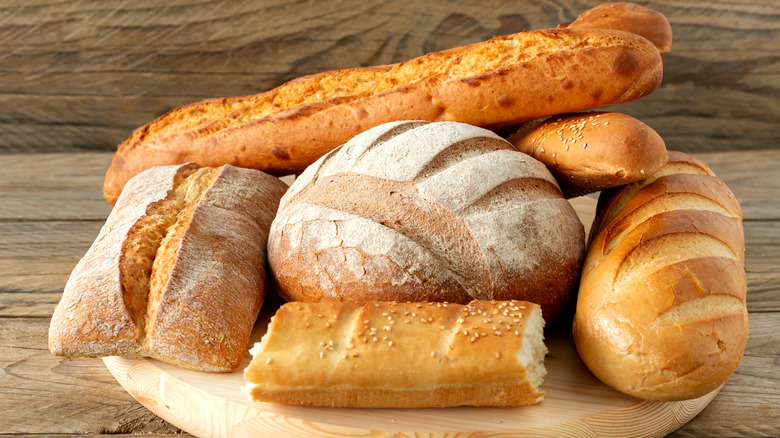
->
267;121;585;321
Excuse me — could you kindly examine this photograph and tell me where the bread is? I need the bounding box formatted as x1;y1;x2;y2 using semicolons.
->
508;112;668;198
559;2;673;56
267;121;585;323
49;163;287;372
244;300;547;407
102;27;663;204
573;151;748;401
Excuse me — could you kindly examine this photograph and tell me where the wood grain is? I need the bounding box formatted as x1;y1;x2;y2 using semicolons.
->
0;0;777;154
0;317;181;434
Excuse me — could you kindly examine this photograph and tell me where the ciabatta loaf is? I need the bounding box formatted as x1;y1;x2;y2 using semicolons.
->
268;121;585;322
244;300;547;408
49;164;287;372
573;151;748;401
103;27;662;204
508;112;668;198
559;2;673;56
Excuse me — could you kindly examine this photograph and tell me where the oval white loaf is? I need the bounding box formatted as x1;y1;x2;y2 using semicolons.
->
573;151;748;401
268;121;585;321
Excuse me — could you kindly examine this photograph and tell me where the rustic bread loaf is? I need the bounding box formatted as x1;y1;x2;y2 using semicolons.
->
49;163;287;372
267;121;585;322
508;112;668;198
559;2;673;56
102;27;663;204
244;300;547;407
573;151;748;401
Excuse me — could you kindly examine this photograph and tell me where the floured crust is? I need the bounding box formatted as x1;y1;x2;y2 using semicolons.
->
508;112;668;198
103;27;662;204
267;121;585;322
244;300;547;408
49;163;288;372
573;151;749;401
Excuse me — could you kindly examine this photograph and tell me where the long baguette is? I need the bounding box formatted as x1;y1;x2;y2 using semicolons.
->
103;27;662;204
49;163;287;372
573;151;748;401
244;300;547;408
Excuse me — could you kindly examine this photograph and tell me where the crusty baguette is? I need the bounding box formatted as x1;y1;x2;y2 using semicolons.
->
508;112;668;198
573;151;748;401
49;163;287;372
244;300;547;407
268;121;585;323
103;27;663;204
559;2;673;56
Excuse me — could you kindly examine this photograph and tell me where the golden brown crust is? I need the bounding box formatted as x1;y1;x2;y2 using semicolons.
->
244;300;547;408
49;164;288;372
573;151;749;401
508;112;668;198
560;2;673;56
103;27;662;204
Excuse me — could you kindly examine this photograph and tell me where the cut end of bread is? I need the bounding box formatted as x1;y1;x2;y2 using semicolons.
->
518;305;548;391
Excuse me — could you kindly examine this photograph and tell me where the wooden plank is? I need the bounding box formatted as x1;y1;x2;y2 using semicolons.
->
3;313;776;436
0;153;112;220
0;0;777;154
0;317;182;434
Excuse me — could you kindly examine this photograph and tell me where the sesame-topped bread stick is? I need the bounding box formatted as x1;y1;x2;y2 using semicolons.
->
244;300;547;408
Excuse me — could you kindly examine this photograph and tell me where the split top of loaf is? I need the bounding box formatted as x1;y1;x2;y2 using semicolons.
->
268;121;585;322
244;300;547;408
49;163;287;371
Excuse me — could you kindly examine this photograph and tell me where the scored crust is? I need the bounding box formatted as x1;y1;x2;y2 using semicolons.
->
573;151;748;401
267;121;585;322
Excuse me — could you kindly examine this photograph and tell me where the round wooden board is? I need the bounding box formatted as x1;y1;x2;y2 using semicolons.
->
103;196;721;438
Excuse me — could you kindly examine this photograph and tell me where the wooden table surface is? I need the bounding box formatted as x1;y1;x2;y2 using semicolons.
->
1;1;778;436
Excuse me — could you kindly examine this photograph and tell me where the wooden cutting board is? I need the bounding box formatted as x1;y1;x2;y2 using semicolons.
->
102;196;721;438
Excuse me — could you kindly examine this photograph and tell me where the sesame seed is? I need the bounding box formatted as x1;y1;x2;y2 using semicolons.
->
317;314;323;318
496;352;502;359
514;331;520;336
319;341;326;347
388;341;395;347
462;330;468;336
353;353;360;358
362;337;368;343
325;322;331;328
383;326;391;332
404;320;411;324
430;351;437;358
373;337;378;342
347;344;354;349
457;318;464;324
495;331;503;336
304;321;310;328
439;325;446;330
266;358;273;365
470;337;476;343
319;352;325;358
382;312;388;316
